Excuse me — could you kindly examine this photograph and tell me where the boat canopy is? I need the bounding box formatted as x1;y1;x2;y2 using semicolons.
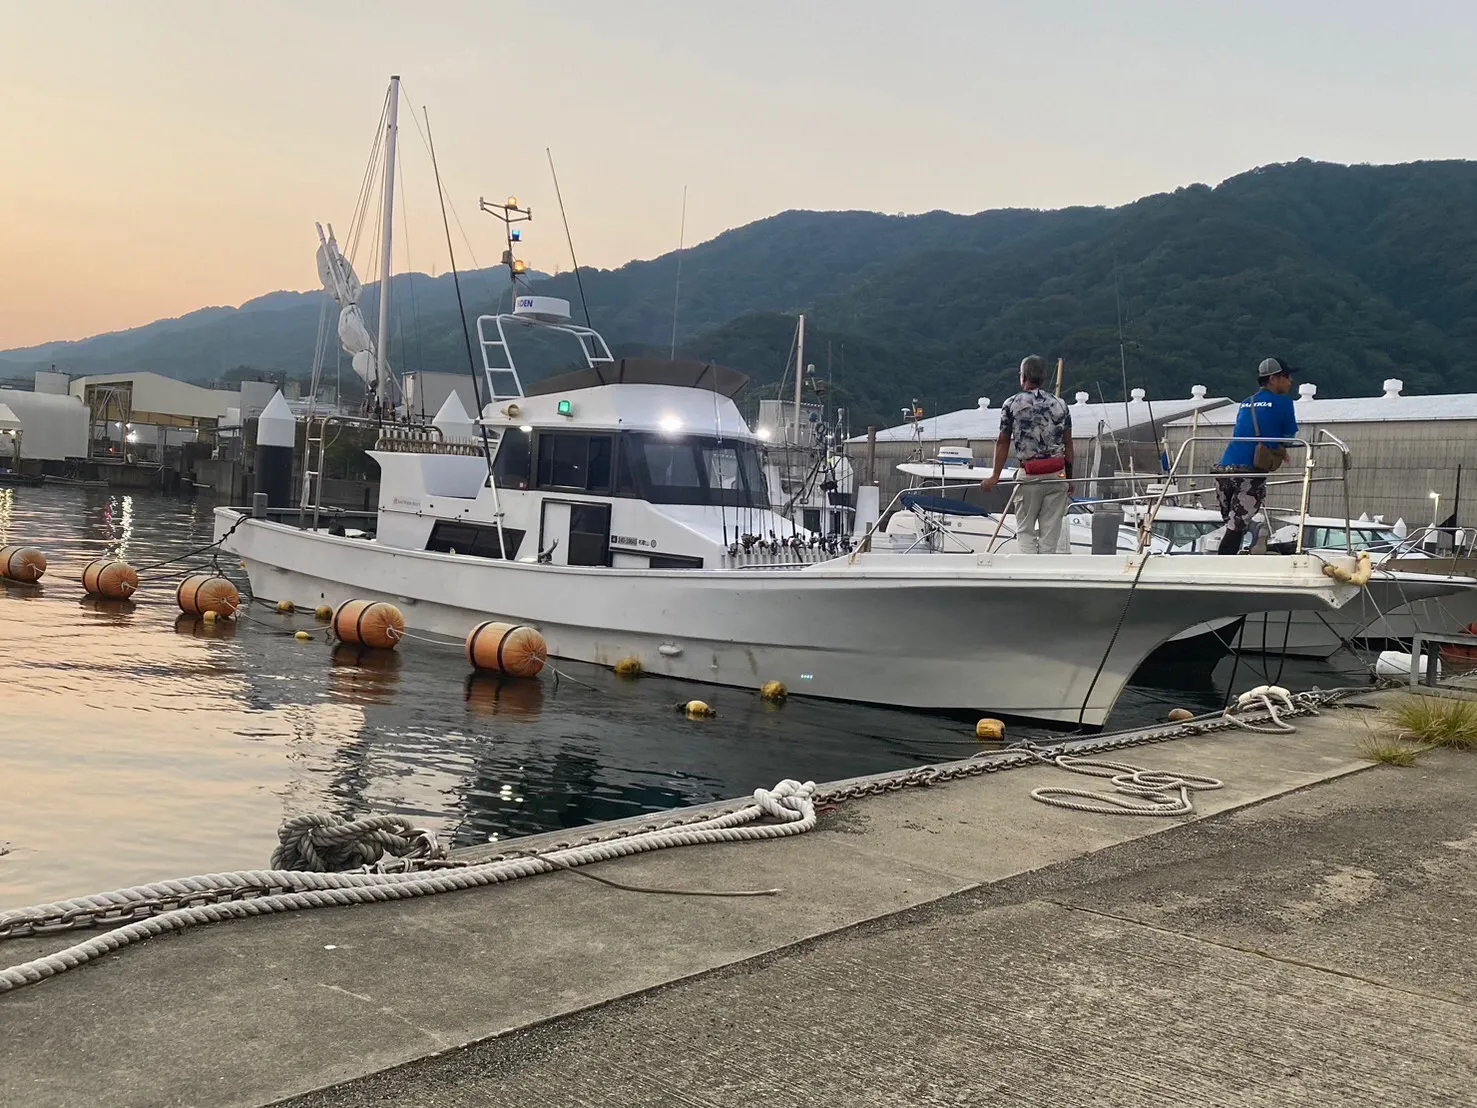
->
527;358;749;399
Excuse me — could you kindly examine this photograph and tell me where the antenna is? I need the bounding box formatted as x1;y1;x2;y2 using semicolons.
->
546;148;593;329
478;195;533;292
425;107;495;476
670;185;688;360
1113;257;1137;492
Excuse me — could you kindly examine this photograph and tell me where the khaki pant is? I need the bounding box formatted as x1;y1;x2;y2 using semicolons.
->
1016;473;1069;554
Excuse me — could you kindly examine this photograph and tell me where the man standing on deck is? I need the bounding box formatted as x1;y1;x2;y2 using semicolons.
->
1212;357;1299;555
980;355;1073;554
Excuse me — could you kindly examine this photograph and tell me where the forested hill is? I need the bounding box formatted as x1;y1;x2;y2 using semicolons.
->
4;158;1474;429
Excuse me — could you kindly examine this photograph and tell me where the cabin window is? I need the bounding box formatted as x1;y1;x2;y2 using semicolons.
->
426;520;524;560
492;428;533;489
649;552;705;570
623;433;769;508
535;432;615;493
568;504;612;567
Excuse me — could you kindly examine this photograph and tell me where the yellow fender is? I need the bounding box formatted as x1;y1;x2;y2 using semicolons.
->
1321;550;1372;587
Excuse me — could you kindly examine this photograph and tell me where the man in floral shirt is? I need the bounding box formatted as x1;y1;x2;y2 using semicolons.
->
980;355;1073;554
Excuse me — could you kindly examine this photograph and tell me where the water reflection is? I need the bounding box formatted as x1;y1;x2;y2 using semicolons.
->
328;643;403;704
464;673;545;720
173;612;238;639
79;596;138;623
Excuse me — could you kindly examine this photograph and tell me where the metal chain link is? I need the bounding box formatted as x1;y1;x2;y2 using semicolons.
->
0;689;1357;940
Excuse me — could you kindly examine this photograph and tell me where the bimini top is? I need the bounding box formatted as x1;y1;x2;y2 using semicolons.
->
527;357;749;400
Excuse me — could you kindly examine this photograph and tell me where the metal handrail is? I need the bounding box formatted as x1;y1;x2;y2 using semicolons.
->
857;427;1359;559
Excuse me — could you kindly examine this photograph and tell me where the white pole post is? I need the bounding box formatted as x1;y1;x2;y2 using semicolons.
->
793;314;805;444
375;76;401;405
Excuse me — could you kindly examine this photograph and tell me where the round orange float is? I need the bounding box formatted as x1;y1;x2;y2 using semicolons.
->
331;599;406;650
0;545;47;583
176;574;241;617
81;558;138;600
465;621;547;677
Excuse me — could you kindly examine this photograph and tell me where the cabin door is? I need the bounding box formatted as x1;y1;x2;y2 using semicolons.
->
538;500;612;567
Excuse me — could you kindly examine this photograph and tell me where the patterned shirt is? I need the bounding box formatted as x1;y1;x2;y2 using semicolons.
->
998;389;1071;463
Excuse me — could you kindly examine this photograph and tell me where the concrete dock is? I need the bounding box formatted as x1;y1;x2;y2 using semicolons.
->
2;691;1474;1107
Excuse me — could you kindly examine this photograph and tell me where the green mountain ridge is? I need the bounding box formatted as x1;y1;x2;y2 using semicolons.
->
4;158;1475;428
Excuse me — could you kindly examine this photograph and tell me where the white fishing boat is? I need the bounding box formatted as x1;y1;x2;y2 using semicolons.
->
217;295;1371;726
878;466;1474;661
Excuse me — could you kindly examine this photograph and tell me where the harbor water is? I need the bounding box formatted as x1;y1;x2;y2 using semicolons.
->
0;486;1372;904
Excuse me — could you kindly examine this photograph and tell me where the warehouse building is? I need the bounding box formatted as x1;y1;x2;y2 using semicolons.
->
848;387;1231;504
67;372;236;464
0;387;89;461
1164;379;1477;530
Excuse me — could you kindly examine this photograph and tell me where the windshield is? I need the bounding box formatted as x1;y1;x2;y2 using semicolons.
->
1150;519;1223;550
1306;526;1400;552
628;433;770;509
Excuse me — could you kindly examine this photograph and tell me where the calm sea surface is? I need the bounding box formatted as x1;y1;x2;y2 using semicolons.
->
0;486;1372;905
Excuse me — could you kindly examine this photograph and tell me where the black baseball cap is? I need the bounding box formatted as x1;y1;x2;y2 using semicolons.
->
1257;357;1296;382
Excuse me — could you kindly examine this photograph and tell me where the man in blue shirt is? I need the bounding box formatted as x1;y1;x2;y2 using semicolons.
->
1212;357;1299;555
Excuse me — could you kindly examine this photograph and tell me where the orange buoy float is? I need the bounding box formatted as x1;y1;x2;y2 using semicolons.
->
331;599;406;650
465;621;547;677
176;574;241;618
81;558;139;600
0;545;47;583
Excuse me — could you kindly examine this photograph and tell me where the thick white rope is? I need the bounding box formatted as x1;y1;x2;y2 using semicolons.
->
1223;685;1302;733
1029;756;1223;816
1026;684;1304;815
0;780;815;994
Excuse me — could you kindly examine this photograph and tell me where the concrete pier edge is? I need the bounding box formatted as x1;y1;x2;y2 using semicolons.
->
2;684;1471;1108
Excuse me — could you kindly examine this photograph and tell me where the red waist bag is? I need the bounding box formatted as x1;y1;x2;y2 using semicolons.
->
1021;456;1066;476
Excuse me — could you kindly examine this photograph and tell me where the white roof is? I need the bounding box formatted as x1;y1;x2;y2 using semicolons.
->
0;403;19;432
1172;381;1477;426
853;392;1231;444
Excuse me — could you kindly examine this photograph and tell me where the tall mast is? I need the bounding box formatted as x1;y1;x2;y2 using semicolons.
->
375;75;401;404
793;314;806;443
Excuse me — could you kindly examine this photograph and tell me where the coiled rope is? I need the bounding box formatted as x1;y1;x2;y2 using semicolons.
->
0;780;816;994
270;814;443;872
1022;684;1308;815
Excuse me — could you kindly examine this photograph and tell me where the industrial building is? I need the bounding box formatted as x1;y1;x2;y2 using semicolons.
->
66;372;236;466
1165;379;1477;529
849;387;1231;504
0;388;89;461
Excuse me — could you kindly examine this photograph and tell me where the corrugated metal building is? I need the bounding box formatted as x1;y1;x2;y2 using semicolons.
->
849;387;1232;504
68;372;236;463
1164;379;1477;528
0;388;89;460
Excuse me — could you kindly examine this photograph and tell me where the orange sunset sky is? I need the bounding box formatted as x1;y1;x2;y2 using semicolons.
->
2;0;1472;350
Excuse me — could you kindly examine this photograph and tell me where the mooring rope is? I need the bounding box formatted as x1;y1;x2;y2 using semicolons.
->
0;780;815;994
1020;684;1308;815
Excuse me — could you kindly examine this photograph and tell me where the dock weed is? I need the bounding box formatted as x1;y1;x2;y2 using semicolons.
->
1355;735;1422;766
1386;695;1477;751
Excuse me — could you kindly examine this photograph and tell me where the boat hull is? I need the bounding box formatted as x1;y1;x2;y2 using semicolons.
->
217;511;1357;728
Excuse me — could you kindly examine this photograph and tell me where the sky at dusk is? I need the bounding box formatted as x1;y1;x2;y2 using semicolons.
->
2;0;1474;349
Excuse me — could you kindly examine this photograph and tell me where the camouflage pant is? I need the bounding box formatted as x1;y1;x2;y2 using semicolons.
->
1215;472;1267;536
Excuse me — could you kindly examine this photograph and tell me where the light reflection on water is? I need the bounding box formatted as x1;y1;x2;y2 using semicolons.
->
0;486;1370;904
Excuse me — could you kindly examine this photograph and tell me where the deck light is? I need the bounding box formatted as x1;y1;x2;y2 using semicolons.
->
557;399;573;417
660;414;683;433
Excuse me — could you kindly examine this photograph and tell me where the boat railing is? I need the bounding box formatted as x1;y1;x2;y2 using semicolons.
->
855;430;1356;558
1150;431;1353;555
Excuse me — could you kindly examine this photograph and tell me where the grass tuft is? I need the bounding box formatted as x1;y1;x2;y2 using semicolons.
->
1387;695;1477;751
1356;736;1422;766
